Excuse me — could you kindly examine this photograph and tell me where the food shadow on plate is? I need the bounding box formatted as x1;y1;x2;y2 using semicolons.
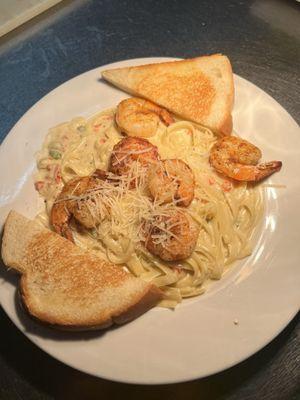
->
98;76;122;91
0;259;19;286
0;226;19;285
13;289;127;341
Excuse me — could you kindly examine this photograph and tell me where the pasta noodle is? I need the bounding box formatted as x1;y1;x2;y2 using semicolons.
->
35;108;263;308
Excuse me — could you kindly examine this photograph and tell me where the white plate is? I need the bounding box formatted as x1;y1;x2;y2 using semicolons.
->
0;58;299;385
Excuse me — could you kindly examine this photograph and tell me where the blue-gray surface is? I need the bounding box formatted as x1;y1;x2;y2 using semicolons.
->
0;0;299;399
1;0;299;143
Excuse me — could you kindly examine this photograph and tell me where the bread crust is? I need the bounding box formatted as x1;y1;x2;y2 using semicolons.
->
113;285;162;325
102;54;234;136
19;278;162;331
218;113;233;136
2;211;162;331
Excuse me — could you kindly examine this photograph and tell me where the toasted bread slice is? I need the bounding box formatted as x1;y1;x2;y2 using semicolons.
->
1;211;162;330
102;54;234;136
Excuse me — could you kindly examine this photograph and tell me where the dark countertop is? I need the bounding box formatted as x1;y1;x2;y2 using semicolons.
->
0;0;299;398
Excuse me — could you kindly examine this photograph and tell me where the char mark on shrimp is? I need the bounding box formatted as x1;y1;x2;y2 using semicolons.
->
209;136;282;182
142;209;199;261
116;97;174;138
50;169;114;242
147;159;195;207
109;136;159;188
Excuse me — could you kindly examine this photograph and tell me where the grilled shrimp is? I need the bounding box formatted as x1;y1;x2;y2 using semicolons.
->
109;137;159;187
143;209;199;261
116;97;174;138
147;159;195;207
51;169;111;242
209;136;282;182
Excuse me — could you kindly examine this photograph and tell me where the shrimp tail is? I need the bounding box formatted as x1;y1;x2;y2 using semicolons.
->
92;169;109;180
59;223;75;242
209;136;282;182
51;202;74;242
232;160;282;181
160;109;174;126
255;161;282;181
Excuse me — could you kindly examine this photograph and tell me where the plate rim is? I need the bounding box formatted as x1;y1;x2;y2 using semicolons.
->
0;57;299;385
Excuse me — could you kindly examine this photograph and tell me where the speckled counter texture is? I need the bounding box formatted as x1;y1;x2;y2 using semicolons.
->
0;0;299;399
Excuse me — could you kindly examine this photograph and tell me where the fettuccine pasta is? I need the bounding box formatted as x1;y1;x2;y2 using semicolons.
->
35;108;263;308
